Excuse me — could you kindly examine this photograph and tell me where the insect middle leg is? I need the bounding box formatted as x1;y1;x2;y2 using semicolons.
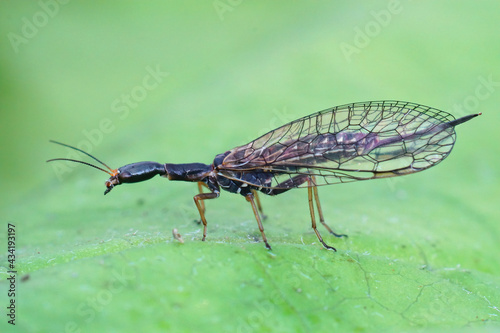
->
251;189;267;220
245;193;272;250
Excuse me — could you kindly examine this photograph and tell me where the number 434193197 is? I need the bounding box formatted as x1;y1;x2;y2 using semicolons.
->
7;223;16;269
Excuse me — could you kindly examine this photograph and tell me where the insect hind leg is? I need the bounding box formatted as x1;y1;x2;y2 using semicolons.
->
259;174;346;249
262;174;311;195
308;185;336;251
311;184;347;238
307;176;347;251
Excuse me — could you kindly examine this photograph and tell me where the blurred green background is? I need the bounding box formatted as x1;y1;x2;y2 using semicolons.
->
1;1;499;332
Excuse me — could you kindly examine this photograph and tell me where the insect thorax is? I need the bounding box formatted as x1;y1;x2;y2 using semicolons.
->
213;151;277;197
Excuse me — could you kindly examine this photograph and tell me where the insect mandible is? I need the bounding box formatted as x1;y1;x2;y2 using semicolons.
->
48;100;480;251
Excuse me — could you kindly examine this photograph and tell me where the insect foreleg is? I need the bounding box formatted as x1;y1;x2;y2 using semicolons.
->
197;181;210;214
245;193;272;250
193;189;220;242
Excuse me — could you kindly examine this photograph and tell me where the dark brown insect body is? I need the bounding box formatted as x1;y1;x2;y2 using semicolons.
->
48;100;480;250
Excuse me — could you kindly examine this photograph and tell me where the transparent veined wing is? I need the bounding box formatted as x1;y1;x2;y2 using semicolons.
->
217;100;465;189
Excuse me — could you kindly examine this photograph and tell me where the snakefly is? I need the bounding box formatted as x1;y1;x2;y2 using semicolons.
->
48;100;480;251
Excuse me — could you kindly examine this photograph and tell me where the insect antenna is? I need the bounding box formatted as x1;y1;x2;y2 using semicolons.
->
47;140;116;176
